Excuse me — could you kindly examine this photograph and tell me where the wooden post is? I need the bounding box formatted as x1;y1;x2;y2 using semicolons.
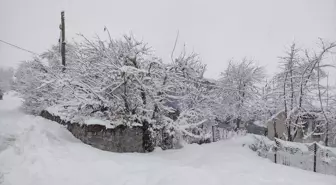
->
313;142;317;172
325;73;329;146
274;146;277;163
212;125;215;142
61;11;66;69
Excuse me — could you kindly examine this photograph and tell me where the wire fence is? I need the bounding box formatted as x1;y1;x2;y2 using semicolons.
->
252;136;336;176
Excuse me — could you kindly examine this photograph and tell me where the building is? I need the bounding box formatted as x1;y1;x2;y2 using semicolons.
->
267;111;287;140
267;110;336;147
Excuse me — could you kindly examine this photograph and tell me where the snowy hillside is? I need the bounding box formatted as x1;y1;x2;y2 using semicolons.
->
0;93;336;185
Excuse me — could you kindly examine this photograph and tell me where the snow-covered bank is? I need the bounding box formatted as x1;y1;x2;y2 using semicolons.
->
1;93;336;185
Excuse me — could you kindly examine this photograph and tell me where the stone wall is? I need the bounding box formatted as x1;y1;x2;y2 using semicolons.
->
246;122;267;136
40;110;154;153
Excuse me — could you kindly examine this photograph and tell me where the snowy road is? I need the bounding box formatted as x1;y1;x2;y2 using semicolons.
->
1;93;336;185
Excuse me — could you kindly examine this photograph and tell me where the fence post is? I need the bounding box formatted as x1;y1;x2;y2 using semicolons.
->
212;125;215;142
313;142;317;172
274;146;277;163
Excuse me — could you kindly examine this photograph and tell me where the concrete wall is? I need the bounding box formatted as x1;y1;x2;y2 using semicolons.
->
40;110;154;153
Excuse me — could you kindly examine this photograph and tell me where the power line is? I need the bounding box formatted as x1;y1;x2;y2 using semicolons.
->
0;39;39;55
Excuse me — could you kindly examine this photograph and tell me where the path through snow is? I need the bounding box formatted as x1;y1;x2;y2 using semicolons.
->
0;92;336;185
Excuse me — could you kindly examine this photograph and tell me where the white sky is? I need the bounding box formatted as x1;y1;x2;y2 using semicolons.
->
1;0;336;80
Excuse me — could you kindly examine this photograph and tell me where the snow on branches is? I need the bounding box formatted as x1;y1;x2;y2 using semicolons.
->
13;34;217;145
12;33;336;147
262;40;336;144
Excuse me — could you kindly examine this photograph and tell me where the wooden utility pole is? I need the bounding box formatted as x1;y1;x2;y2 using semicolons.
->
212;125;215;142
61;11;66;68
325;73;329;146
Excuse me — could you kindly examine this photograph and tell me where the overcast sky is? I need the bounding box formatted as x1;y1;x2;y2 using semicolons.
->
1;0;336;80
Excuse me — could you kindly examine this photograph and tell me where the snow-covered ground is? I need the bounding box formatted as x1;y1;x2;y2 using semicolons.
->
1;92;336;185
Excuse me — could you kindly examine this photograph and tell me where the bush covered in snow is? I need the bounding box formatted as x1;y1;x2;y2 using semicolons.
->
13;34;226;146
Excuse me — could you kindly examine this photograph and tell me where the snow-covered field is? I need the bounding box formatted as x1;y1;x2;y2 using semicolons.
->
1;93;336;185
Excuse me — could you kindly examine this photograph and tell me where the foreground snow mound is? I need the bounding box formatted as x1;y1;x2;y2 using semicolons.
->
1;93;336;185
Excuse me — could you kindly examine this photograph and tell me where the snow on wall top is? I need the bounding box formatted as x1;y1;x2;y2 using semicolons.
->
46;105;116;129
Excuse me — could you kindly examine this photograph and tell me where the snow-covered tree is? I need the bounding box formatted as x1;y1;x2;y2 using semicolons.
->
13;30;336;147
264;40;336;143
13;34;219;147
217;59;266;130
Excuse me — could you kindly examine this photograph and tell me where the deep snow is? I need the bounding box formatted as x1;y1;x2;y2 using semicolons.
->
1;92;336;185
